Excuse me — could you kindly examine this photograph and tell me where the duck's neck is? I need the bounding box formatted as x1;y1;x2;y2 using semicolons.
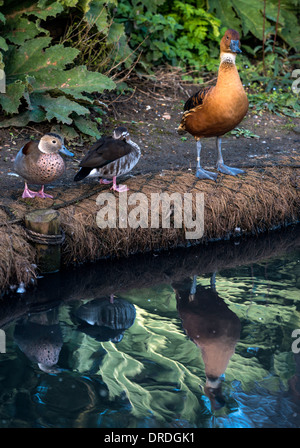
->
220;52;236;65
216;52;242;89
127;138;141;155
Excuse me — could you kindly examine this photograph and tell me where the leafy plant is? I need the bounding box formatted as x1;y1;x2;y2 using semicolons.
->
163;0;222;71
239;36;299;118
230;128;260;138
115;0;221;71
115;0;182;70
0;0;118;138
207;0;299;52
248;88;300;117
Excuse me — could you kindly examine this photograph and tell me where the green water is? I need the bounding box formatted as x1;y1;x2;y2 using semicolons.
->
0;226;299;428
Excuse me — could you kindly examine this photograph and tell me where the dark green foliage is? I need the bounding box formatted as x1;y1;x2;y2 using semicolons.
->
0;0;117;137
0;0;298;134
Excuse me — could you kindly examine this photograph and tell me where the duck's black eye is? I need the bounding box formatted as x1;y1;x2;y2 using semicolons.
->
226;36;229;40
52;140;57;144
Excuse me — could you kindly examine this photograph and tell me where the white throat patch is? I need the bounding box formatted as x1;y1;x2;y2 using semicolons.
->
220;53;236;64
38;141;48;154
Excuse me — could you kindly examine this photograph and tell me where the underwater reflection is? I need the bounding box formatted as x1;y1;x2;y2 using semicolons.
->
14;308;63;374
0;224;299;427
173;275;241;410
73;296;136;343
12;295;136;370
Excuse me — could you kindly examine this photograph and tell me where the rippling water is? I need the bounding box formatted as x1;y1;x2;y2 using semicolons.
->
0;225;299;428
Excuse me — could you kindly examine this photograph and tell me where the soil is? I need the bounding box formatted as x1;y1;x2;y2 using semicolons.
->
0;80;299;207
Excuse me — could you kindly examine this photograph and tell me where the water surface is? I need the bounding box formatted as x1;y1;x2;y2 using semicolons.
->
0;225;299;428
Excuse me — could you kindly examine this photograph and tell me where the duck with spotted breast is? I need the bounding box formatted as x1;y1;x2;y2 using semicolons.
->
74;126;141;192
178;29;249;180
14;133;74;199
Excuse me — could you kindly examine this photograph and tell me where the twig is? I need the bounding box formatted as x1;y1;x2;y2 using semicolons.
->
273;0;281;53
262;0;266;75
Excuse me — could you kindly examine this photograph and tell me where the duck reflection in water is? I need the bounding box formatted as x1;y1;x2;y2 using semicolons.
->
73;295;136;343
14;308;63;374
173;274;241;410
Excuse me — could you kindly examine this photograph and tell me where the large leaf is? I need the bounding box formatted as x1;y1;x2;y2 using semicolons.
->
31;93;90;124
5;17;47;45
0;36;8;52
0;107;46;128
58;66;116;97
279;8;300;51
3;1;63;23
31;0;64;19
85;0;109;32
231;0;267;39
73;116;101;138
107;22;125;44
5;36;52;77
6;38;79;78
207;0;241;32
29;65;115;98
0;81;26;114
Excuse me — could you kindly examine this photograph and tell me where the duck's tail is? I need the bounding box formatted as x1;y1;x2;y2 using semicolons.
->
74;167;92;181
177;121;187;135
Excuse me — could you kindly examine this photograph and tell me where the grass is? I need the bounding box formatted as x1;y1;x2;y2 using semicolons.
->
230;128;260;139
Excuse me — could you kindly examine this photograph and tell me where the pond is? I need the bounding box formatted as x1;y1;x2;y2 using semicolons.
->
0;225;299;429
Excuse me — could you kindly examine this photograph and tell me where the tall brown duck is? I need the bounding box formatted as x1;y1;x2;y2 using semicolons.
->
178;29;249;180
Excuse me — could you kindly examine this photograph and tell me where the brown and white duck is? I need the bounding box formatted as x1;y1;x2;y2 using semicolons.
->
74;126;141;192
14;133;74;199
178;29;249;180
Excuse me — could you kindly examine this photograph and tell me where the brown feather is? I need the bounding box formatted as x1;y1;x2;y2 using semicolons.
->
79;138;131;169
184;86;213;111
22;141;36;156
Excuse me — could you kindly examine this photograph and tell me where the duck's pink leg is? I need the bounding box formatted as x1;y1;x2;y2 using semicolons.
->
22;182;38;199
100;179;113;184
109;294;114;304
110;176;129;192
36;185;53;199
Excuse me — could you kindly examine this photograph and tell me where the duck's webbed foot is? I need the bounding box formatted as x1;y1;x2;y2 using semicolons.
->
110;176;129;192
195;140;218;181
216;137;245;176
196;168;218;181
22;183;38;199
100;179;113;184
36;186;53;199
217;163;244;176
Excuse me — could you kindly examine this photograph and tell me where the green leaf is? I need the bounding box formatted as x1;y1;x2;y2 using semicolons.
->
107;22;125;44
6;38;79;79
85;0;109;33
207;0;241;33
31;93;89;124
231;0;268;40
28;66;115;100
4;1;63;22
0;81;26;114
0;36;8;52
26;0;64;20
57;66;116;97
0;107;46;128
61;124;79;140
279;8;300;51
5;36;52;77
73;116;101;138
5;17;47;45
